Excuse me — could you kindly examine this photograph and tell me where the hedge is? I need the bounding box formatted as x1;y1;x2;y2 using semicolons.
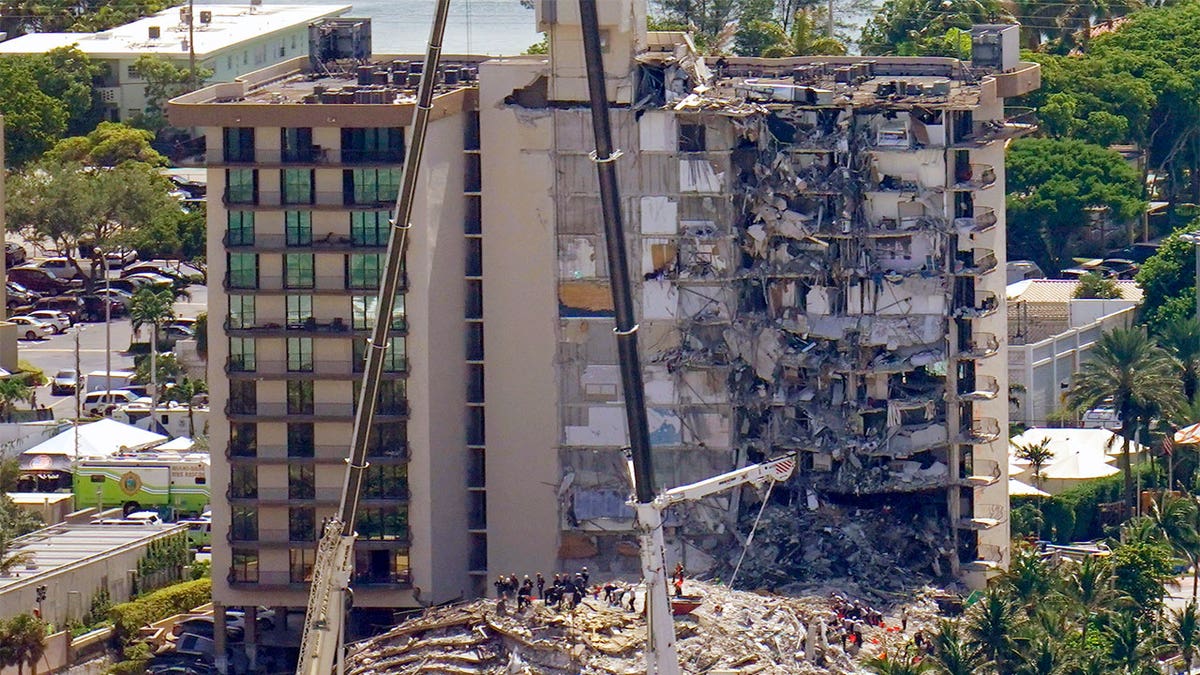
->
1013;461;1167;543
109;578;211;647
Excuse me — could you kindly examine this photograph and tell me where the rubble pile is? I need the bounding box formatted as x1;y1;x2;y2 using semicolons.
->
719;501;950;602
345;580;945;675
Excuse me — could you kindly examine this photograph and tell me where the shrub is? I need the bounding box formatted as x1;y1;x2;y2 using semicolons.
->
108;578;210;648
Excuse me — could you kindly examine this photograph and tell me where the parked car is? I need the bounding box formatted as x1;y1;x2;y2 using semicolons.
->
124;272;176;288
8;316;53;340
33;296;84;325
51;369;79;395
224;608;276;631
5;281;39;309
173;616;244;642
106;278;144;295
104;248;138;268
4;243;26;267
82;389;142;416
8;267;78;295
163;324;195;345
74;294;126;322
26;309;69;334
1099;258;1139;280
122;261;190;283
32;257;83;280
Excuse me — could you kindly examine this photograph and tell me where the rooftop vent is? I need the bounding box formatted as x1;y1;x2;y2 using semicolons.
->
148;25;160;40
200;10;212;24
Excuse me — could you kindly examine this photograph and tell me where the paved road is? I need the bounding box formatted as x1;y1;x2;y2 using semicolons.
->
16;284;206;418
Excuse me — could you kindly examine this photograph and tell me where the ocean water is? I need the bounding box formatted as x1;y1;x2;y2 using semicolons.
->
201;0;541;55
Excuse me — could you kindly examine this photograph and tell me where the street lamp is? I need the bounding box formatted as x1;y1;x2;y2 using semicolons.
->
1178;231;1200;321
93;247;111;403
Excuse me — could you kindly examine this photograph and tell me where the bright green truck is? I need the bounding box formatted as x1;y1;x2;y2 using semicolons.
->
72;452;210;519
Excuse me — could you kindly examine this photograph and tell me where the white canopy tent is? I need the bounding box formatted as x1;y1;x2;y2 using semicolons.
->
1010;427;1127;495
19;419;167;473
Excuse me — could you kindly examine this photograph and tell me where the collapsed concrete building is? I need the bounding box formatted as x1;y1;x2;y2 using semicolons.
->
483;4;1039;589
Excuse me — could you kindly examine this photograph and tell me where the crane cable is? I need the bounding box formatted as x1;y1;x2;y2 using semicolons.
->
728;479;776;590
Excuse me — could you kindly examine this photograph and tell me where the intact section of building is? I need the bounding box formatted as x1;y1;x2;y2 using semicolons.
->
483;5;1039;585
168;34;480;634
0;4;350;122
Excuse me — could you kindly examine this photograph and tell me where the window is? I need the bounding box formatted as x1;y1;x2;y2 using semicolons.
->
369;422;407;458
229;337;255;372
347;253;383;290
227;252;258;289
287;338;313;373
289;548;314;583
354;549;410;585
285;211;312;246
678;123;706;152
227;211;254;246
228;380;256;413
231;507;257;541
354;379;406;415
281;169;314;205
226;168;256;204
363;464;407;500
224;127;255;162
127;64;140;79
228;295;255;329
284;253;314;289
287;295;313;328
287;423;314;458
344;169;400;205
229;423;256;457
351;295;405;330
289;464;315;500
231;549;259;583
356;505;408;541
281;128;314;162
354;337;405;372
230;465;257;498
287;380;314;414
341;128;404;163
289;507;315;541
351;211;390;246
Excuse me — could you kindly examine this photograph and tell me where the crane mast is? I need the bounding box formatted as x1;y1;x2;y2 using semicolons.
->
295;2;452;673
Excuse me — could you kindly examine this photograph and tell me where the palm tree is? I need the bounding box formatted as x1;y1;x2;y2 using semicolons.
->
170;378;208;437
1059;555;1117;642
7;613;45;675
928;619;984;675
1165;601;1200;673
1159;316;1200;402
0;378;31;423
966;588;1023;672
1013;438;1054;490
1005;546;1053;613
1066;327;1184;516
1014;636;1065;675
1150;493;1200;598
864;645;933;674
1105;610;1156;673
129;287;176;411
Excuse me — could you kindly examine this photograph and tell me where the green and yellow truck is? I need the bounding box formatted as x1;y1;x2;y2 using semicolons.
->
72;451;210;519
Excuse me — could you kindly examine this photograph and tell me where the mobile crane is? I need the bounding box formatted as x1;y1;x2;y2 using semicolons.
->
294;1;451;674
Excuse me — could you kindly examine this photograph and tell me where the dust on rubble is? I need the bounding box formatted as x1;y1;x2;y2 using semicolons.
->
345;580;949;675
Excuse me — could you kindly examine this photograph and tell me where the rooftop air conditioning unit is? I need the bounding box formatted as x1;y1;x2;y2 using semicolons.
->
148;25;160;39
200;11;212;23
180;7;191;23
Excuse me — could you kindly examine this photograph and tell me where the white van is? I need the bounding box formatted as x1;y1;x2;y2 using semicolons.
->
83;389;141;416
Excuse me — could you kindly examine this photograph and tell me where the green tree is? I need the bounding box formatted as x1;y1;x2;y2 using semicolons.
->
131;55;213;132
0;0;178;34
1007;138;1146;275
864;645;932;674
734;17;789;55
928;619;983;674
0;59;68;166
966;588;1023;672
168;378;207;438
655;0;741;47
1074;272;1122;299
0;378;32;422
858;0;1010;55
1104;610;1156;672
758;10;846;56
6;614;45;675
27;46;103;136
1111;540;1174;612
193;312;207;361
1165;601;1200;673
1014;438;1055;490
130;287;176;409
46;122;166;167
1159;316;1200;402
1150;493;1200;598
1138;228;1200;334
1066;327;1183;514
1059;554;1116;642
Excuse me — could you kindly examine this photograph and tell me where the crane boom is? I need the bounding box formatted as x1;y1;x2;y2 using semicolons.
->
661;453;797;507
295;2;452;673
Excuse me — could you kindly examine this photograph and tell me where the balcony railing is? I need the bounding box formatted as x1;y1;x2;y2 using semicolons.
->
226;486;344;502
959;332;1000;359
222;233;388;250
225;358;357;376
230;567;413;588
226;445;352;461
954;207;998;235
963;542;1006;572
229;529;315;545
961;457;1002;487
223;274;385;293
959;417;1002;443
958;375;1001;401
957;107;1038;146
212;148;401;165
953;292;1000;319
958;503;1006;530
224;401;408;418
953;163;997;190
222;190;396;208
955;248;998;276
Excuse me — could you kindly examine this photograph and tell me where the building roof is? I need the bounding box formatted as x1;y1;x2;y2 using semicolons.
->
0;4;349;60
0;522;185;589
1006;279;1143;304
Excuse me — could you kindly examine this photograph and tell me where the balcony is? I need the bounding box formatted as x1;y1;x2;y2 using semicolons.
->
959;332;999;359
226;444;409;463
953;291;1000;320
958;503;1006;530
962;543;1005;572
954;207;997;235
207;147;405;167
958;375;1000;401
952;163;997;190
224;400;409;420
226;486;344;504
959;417;1001;444
222;190;396;209
225;317;407;337
222;232;388;251
960;457;1001;488
229;571;304;588
954;248;998;276
223;274;395;295
956;107;1039;147
225;358;356;377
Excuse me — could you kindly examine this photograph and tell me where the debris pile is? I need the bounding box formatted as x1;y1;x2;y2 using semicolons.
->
345;580;946;675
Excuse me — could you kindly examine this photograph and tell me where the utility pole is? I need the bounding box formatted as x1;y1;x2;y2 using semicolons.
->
827;0;834;39
188;0;196;88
